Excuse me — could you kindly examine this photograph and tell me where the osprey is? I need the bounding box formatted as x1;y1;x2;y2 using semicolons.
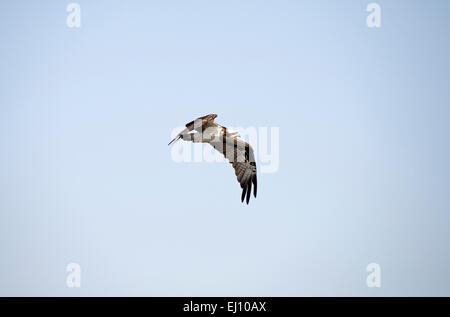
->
168;114;257;204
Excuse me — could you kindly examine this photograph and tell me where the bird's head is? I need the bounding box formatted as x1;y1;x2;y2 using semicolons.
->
210;114;218;120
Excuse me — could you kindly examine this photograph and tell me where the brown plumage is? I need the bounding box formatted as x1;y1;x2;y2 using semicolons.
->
168;114;257;204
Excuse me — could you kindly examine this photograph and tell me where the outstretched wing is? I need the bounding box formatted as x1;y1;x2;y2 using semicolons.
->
210;136;257;204
168;114;218;146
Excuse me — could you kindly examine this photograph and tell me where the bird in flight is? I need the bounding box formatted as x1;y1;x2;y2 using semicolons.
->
168;114;257;204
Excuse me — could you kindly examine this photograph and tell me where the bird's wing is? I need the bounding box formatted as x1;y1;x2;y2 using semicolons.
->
168;114;218;146
209;136;257;204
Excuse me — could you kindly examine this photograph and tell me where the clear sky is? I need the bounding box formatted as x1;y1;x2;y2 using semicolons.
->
1;0;449;296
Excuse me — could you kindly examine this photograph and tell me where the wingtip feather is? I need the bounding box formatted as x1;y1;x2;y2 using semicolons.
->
246;181;251;204
241;187;246;203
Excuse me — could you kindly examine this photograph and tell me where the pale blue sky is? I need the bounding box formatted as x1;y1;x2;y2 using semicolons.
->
1;0;450;296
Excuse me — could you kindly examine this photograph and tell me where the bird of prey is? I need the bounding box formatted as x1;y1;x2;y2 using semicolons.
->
168;114;257;204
